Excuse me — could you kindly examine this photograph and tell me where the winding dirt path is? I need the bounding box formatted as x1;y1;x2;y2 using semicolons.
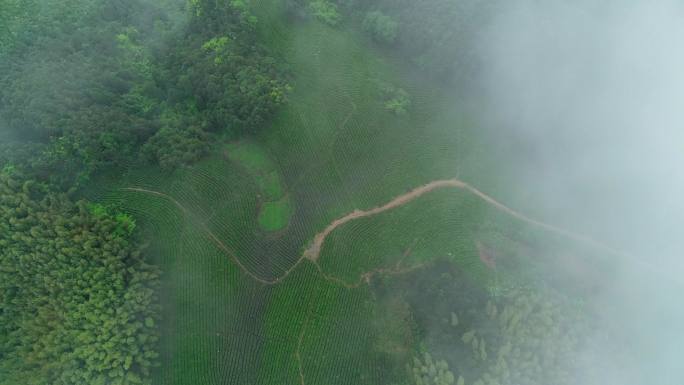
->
122;187;304;285
302;178;627;262
303;180;464;261
122;178;640;385
123;177;627;286
123;179;632;385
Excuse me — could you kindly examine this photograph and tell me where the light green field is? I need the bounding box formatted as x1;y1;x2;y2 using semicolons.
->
260;171;284;200
225;141;293;231
225;141;273;172
258;197;293;231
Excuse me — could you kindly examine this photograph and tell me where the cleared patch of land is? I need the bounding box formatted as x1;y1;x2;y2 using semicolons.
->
225;141;293;232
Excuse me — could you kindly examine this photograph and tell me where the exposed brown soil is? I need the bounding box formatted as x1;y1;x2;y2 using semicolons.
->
476;241;497;269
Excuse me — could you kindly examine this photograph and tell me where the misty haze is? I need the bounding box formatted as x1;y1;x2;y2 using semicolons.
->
1;1;681;384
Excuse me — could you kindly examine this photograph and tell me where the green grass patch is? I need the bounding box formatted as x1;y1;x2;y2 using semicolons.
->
257;197;293;231
225;141;274;174
225;140;293;231
257;171;283;201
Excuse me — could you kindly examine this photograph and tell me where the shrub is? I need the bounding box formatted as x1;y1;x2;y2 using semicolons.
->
143;125;210;170
309;0;341;26
363;10;398;44
381;84;411;115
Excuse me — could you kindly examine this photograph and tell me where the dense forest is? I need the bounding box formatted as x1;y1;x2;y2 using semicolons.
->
0;0;496;184
0;172;160;384
0;0;290;186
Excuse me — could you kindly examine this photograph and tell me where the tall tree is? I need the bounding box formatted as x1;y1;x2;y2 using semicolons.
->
0;172;161;385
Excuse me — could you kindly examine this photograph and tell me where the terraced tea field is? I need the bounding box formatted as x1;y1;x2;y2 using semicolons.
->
83;1;615;384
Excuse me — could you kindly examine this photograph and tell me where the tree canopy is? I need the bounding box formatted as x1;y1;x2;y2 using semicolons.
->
0;172;161;385
0;0;291;185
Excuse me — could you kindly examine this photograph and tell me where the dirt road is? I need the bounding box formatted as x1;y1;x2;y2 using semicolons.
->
124;177;627;285
302;178;626;262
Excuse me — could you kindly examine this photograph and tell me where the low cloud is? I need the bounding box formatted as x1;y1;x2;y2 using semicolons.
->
477;1;684;383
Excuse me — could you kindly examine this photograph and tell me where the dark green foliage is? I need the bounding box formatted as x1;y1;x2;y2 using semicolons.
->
171;45;290;133
0;0;290;182
0;141;46;175
389;263;588;385
308;0;341;26
87;203;137;235
363;11;398;44
0;0;168;185
0;139;94;188
143;124;210;170
163;1;291;134
376;81;411;115
187;0;258;30
0;172;160;385
283;0;311;21
282;0;340;24
383;87;410;115
0;0;100;55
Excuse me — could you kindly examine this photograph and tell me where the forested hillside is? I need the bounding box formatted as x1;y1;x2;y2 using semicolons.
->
1;0;290;383
0;172;160;384
0;0;289;186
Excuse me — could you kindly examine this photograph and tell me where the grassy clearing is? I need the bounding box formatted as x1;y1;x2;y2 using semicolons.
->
258;197;293;231
225;141;273;173
225;141;293;231
260;171;284;200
